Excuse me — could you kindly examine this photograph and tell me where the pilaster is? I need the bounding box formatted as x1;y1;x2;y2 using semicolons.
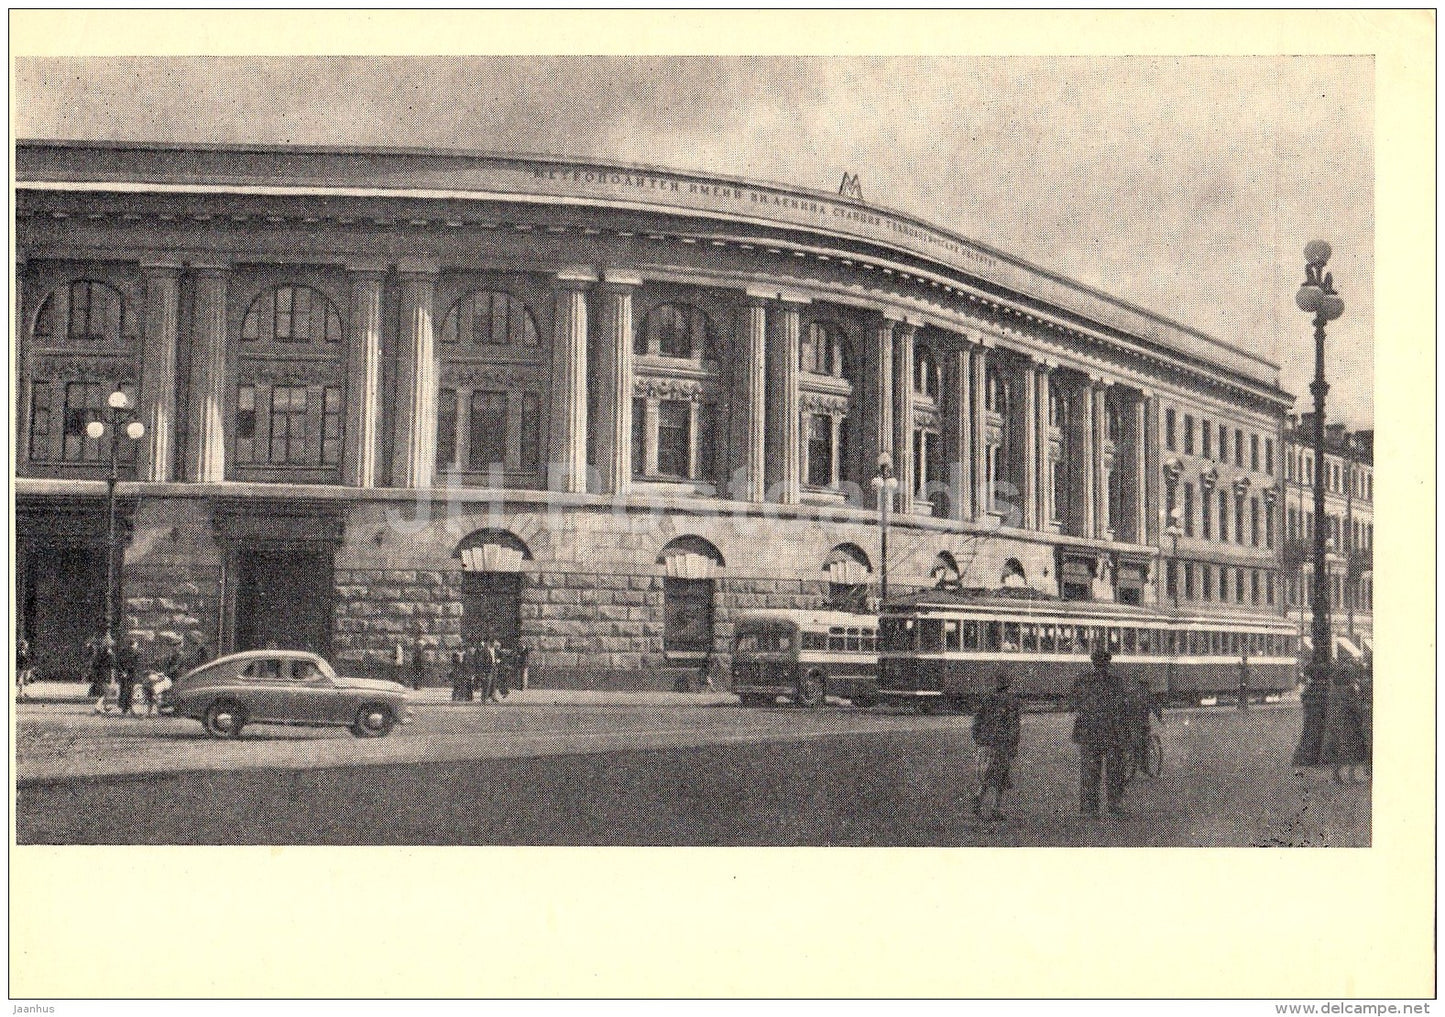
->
345;266;386;487
140;261;182;483
548;269;594;494
187;264;230;484
392;266;439;489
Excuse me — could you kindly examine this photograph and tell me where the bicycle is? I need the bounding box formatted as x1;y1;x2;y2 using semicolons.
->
1121;729;1164;783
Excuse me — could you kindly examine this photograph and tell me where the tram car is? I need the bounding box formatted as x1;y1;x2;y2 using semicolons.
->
876;587;1299;709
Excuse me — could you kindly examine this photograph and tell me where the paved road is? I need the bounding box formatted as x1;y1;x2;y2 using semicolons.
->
16;697;1369;846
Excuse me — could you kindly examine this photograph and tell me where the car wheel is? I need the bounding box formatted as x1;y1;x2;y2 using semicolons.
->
795;671;825;708
352;703;395;738
203;700;245;739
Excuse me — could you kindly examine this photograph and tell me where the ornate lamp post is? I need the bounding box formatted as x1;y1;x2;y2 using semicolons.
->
85;389;146;641
1164;507;1184;611
870;453;900;606
1292;240;1345;768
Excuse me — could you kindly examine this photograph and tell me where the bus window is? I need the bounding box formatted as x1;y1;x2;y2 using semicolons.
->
943;620;961;652
984;621;1002;651
1002;622;1020;652
860;630;876;653
963;620;979;650
827;627;845;652
842;628;858;652
1022;624;1037;653
917;619;943;652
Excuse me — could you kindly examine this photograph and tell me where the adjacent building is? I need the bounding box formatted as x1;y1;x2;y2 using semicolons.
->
1281;414;1374;655
15;140;1296;684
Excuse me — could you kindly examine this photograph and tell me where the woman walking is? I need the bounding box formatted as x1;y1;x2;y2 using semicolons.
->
88;632;115;714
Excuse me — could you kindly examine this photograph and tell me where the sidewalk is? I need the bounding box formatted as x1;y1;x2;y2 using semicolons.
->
16;680;740;709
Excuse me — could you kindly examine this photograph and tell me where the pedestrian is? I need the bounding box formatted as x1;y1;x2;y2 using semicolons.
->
16;636;33;701
514;643;531;692
88;632;116;714
1237;651;1251;712
1325;662;1372;784
392;642;406;689
410;643;426;691
186;634;211;671
494;641;512;701
115;636;141;716
487;639;505;702
697;648;716;691
1126;677;1163;778
1070;646;1130;817
971;671;1022;819
449;649;471;703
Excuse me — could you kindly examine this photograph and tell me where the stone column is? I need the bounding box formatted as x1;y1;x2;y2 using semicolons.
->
892;322;916;515
1145;393;1162;546
392;264;438;489
767;298;803;505
971;343;988;518
1093;380;1109;539
548;269;594;495
345;265;386;487
1036;365;1053;528
594;273;640;495
187;264;229;484
140;261;182;483
1021;359;1038;529
864;314;895;478
1132;391;1148;545
738;293;769;503
1079;378;1096;539
944;345;972;522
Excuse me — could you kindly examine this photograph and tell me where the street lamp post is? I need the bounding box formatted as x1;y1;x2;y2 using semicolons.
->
85;389;146;642
870;453;900;607
1292;240;1345;768
1164;507;1184;612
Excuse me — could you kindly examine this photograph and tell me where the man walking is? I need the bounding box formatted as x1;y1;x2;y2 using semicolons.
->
115;636;141;716
1070;647;1130;817
971;671;1022;819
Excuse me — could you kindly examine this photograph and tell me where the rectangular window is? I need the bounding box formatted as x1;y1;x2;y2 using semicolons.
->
1251;434;1260;472
1235;497;1246;544
631;398;647;477
235;384;258;464
62;381;104;462
520;393;541;473
1219;423;1228;464
1250;497;1260;546
1183;482;1195;537
1201;489;1212;540
1265;438;1274;475
1165;562;1178;600
1165;409;1176;451
321;386;343;466
29;381;54;461
657;400;690;478
807;412;833;487
1201;418;1211;459
268;385;310;464
436;388;458;470
1183;414;1194;455
1235;430;1244;467
1219;489;1229;543
696;403;717;482
1236;569;1246;604
1183;563;1195;601
469;391;508;471
663;577;714;652
1203;565;1214;602
1251;570;1260;605
1266;502;1275;549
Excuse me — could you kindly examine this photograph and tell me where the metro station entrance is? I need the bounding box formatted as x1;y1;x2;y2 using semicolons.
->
461;572;521;650
232;543;335;656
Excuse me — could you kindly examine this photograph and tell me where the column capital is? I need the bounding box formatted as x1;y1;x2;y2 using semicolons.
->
555;266;599;288
189;261;232;278
345;258;391;278
396;257;441;278
600;269;644;289
139;259;184;277
776;290;811;309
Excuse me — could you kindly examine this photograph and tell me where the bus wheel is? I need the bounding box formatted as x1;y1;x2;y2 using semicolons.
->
795;672;825;708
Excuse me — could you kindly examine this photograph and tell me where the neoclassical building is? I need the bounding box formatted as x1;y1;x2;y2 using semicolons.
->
1281;415;1373;654
15;140;1293;684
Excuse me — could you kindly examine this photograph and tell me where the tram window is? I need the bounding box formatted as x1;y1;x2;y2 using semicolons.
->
1022;624;1037;653
1071;626;1089;653
844;628;860;652
1002;622;1021;652
1229;633;1242;656
860;630;876;653
1040;626;1056;653
1254;633;1265;656
827;627;845;652
1123;628;1137;653
962;620;979;650
1107;627;1121;652
1138;629;1153;654
983;621;1002;651
943;620;961;652
1187;632;1200;655
919;619;944;652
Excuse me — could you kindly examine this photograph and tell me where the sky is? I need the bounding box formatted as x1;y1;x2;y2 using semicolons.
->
14;55;1375;427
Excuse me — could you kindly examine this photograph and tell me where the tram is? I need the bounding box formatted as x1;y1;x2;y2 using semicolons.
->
876;587;1299;709
730;609;880;707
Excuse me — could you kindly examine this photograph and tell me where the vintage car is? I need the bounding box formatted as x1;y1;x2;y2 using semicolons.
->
167;650;413;739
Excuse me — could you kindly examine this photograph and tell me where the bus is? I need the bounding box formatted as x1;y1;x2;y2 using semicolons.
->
876;587;1299;709
730;609;880;707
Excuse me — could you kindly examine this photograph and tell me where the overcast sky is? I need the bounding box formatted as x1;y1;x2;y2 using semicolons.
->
15;55;1374;427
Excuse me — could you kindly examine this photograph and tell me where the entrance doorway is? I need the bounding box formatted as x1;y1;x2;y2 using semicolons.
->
461;572;521;650
233;543;335;655
22;543;106;680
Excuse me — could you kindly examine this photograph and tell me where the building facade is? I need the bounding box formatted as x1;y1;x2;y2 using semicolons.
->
1281;415;1374;654
15;141;1294;684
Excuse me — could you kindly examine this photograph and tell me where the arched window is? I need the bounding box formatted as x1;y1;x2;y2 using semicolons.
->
440;290;538;347
639;303;713;359
802;321;850;377
33;280;135;343
658;536;724;654
241;285;344;344
824;543;872;611
914;347;939;398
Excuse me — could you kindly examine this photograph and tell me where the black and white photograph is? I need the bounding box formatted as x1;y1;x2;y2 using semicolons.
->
8;9;1433;1005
